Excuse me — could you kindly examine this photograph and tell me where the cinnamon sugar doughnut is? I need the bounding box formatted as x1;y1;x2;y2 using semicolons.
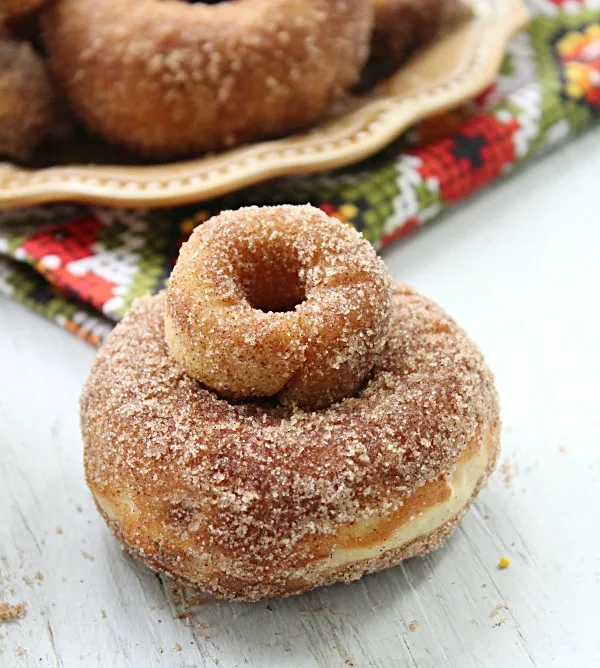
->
165;205;392;410
41;0;373;158
0;39;58;162
371;0;469;62
81;205;500;601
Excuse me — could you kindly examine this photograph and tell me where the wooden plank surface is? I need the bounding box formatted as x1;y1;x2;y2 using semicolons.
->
1;129;599;667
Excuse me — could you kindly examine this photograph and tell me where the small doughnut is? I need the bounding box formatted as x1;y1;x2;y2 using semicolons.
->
41;0;373;158
81;205;500;601
371;0;470;62
165;205;392;411
0;39;58;162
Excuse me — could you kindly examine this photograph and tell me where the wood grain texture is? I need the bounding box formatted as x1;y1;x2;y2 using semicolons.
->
1;129;600;667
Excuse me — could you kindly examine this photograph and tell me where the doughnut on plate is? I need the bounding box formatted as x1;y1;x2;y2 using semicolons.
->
0;0;528;209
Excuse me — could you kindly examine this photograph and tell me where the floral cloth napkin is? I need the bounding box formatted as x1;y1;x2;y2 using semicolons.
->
0;0;599;345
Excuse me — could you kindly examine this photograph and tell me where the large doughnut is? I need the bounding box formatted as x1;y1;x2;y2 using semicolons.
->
81;206;500;602
371;0;469;63
41;0;373;158
165;205;392;410
0;39;58;162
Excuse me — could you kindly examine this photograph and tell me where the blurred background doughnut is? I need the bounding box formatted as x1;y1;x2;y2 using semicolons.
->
371;0;470;63
41;0;373;157
0;39;59;162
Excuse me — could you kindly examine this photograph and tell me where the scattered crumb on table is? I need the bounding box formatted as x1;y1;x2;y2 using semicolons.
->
23;572;44;586
174;643;182;652
158;647;164;654
500;459;518;488
183;593;211;607
481;583;488;588
16;646;26;656
559;446;567;454
409;619;420;631
76;504;83;513
498;556;510;569
195;620;210;640
55;526;63;535
490;602;508;618
175;610;194;619
100;609;107;619
81;550;94;561
0;602;27;623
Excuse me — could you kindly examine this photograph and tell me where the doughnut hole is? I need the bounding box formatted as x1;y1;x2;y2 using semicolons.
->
165;205;392;409
235;238;306;314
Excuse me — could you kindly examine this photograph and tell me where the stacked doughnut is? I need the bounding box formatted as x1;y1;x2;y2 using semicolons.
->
81;204;500;601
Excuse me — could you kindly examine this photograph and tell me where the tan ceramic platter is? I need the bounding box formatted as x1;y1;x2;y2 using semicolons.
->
0;0;528;208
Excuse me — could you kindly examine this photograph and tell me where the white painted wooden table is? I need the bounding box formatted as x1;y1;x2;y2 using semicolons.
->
1;130;600;668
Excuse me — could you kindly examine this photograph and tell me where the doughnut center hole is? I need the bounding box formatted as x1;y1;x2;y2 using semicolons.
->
238;249;306;314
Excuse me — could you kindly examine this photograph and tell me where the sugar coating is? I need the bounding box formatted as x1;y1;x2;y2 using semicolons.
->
41;0;373;158
81;282;499;599
165;204;393;410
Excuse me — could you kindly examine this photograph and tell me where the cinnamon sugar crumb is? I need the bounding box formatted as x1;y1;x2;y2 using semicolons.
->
183;594;210;607
500;460;518;488
0;602;27;623
173;643;182;652
490;602;507;617
23;572;44;586
408;619;420;631
81;550;94;561
195;621;210;640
